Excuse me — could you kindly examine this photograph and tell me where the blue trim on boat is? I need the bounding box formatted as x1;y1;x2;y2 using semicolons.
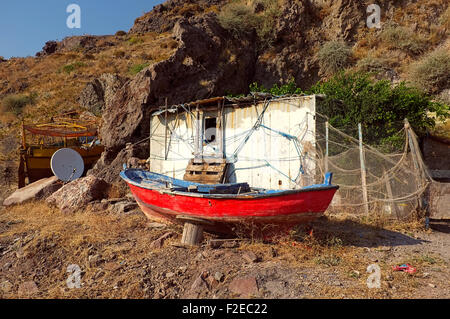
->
120;169;339;199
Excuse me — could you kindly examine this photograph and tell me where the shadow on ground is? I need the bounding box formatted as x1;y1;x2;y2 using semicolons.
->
294;216;428;248
429;219;450;234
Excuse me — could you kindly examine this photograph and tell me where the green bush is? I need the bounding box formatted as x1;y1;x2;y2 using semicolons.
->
129;62;150;75
308;72;448;146
317;41;352;75
128;36;144;45
249;78;303;96
1;93;38;115
409;47;450;94
248;72;448;147
61;61;86;74
381;24;426;55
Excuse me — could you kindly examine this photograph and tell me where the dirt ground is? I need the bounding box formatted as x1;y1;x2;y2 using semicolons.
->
0;201;448;299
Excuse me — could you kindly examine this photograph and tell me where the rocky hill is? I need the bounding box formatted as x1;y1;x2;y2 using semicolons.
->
0;0;449;196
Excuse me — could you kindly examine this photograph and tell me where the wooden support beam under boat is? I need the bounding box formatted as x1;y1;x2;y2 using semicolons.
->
176;215;214;246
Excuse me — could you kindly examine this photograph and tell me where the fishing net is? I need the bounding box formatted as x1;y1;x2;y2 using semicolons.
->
313;116;431;220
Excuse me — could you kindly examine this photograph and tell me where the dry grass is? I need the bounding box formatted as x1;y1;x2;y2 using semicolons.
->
1;203;448;299
408;46;450;94
1;202;143;247
0;33;177;124
0;201;183;298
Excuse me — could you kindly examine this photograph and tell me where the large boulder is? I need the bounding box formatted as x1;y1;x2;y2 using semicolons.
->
46;176;110;213
88;143;147;184
93;13;257;184
129;0;226;34
77;74;127;114
3;176;62;206
35;41;58;57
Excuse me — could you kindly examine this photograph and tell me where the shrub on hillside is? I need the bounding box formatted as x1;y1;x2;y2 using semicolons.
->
381;24;426;55
1;93;37;116
61;61;86;74
409;47;450;94
356;56;386;74
253;0;281;47
218;2;260;37
218;0;281;47
129;62;150;75
317;41;352;76
115;30;127;36
439;6;450;29
128;36;144;45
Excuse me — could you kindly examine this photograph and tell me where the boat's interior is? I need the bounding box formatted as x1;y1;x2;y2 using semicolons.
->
122;168;335;196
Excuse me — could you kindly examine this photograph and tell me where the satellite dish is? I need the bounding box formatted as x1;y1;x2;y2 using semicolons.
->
51;148;85;182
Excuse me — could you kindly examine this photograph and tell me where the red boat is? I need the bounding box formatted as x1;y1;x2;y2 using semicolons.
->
120;169;339;236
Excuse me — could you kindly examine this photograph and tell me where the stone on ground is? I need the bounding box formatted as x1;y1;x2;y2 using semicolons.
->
3;176;61;206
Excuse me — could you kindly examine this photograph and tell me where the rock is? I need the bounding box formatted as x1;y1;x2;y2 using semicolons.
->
428;283;437;288
94;14;257;183
36;41;58;57
206;276;219;289
166;272;175;279
0;280;13;293
127;157;148;169
18;281;39;296
242;251;259;263
129;0;224;34
46;176;110;213
264;280;289;297
77;74;126;115
147;222;167;229
3;176;61;206
109;201;138;214
149;232;176;249
192;274;208;289
2;262;12;271
88;145;147;184
89;201;110;212
214;272;224;282
332;281;343;287
229;276;259;297
178;266;188;273
77;79;105;113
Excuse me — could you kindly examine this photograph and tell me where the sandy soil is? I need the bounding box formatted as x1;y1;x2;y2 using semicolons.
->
0;202;448;299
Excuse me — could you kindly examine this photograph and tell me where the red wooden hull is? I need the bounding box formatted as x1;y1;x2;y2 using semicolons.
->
126;182;338;236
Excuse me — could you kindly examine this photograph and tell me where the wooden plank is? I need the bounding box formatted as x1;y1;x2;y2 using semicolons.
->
358;123;369;215
184;158;228;184
186;166;205;172
204;165;226;173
